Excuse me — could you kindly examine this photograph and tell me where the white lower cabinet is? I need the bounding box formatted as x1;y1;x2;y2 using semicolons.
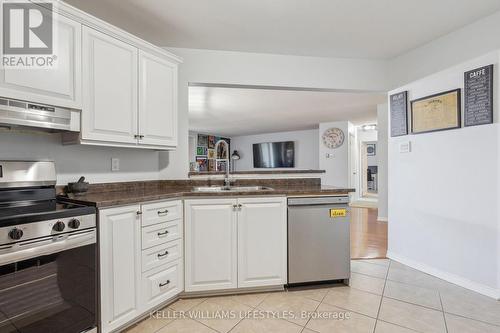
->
184;199;238;292
238;197;288;288
99;200;183;333
99;205;142;333
184;197;287;292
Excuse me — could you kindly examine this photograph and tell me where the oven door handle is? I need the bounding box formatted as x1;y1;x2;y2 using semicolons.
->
0;229;96;266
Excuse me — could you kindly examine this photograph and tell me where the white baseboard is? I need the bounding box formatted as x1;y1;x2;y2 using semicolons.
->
377;216;388;222
387;251;500;300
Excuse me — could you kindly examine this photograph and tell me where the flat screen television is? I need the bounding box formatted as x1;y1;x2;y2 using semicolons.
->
253;141;295;168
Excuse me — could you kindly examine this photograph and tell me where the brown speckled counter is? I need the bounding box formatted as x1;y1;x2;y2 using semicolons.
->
58;179;353;208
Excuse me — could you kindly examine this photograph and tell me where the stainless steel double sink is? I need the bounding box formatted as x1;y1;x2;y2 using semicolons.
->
192;186;274;193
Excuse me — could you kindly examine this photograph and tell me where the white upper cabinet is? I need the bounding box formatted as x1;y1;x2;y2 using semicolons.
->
0;11;82;108
81;27;138;144
139;51;178;147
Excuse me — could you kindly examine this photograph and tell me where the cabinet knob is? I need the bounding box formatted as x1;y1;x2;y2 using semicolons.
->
136;211;143;215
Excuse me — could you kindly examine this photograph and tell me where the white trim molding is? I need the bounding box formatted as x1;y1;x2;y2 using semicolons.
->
387;251;500;300
377;216;388;222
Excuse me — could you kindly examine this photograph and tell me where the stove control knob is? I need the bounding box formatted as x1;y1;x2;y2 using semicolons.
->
9;228;23;240
68;218;80;229
53;221;66;232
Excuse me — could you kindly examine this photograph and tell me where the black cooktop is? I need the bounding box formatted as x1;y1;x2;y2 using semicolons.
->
0;200;96;227
0;185;96;227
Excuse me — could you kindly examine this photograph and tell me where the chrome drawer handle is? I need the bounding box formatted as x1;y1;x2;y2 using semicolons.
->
157;209;169;216
157;230;169;237
159;280;170;287
157;250;169;259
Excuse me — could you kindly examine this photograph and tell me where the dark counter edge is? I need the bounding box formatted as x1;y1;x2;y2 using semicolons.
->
58;187;355;209
189;170;326;176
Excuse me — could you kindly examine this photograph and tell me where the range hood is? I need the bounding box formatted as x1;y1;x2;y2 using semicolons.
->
0;97;80;132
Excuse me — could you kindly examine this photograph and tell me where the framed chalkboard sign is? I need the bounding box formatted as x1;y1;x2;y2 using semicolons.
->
390;91;408;137
464;64;494;127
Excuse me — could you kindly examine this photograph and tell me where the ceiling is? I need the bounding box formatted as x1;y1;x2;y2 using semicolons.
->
65;0;500;59
189;86;386;136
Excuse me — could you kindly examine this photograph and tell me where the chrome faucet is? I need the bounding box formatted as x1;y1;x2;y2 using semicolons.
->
215;139;231;188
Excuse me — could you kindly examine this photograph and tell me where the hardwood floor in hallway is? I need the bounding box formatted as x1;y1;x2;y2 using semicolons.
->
350;207;387;259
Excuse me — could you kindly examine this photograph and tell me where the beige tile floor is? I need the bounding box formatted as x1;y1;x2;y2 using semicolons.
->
124;259;500;333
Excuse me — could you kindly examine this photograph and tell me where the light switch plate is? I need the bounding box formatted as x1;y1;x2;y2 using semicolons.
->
111;158;120;171
399;141;411;153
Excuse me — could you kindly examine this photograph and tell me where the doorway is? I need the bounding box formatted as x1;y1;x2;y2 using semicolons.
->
360;141;378;198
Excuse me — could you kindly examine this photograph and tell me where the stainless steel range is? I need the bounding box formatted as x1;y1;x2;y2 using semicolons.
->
0;161;97;333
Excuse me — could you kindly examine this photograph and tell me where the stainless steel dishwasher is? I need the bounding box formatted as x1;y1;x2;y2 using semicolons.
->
288;196;350;285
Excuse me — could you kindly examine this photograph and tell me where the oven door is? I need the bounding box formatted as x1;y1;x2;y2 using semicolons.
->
0;229;97;333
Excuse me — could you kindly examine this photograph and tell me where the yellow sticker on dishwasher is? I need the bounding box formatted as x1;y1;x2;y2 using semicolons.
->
330;208;347;218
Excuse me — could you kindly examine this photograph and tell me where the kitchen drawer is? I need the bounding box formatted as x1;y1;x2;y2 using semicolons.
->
141;259;183;308
141;200;182;226
142;220;182;250
142;239;182;272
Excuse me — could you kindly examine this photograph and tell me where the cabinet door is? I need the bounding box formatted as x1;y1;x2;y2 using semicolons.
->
99;205;141;333
238;197;287;288
0;11;81;108
138;51;177;147
185;199;237;292
82;26;138;144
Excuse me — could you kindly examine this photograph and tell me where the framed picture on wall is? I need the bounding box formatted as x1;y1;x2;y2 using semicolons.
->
197;134;208;147
367;144;376;156
207;149;216;159
390;91;408;137
216;160;227;172
208;159;216;171
208;136;216;149
196;146;207;156
196;157;208;171
411;89;461;134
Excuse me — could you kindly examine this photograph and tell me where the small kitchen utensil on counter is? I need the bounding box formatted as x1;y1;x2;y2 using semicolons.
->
67;176;89;196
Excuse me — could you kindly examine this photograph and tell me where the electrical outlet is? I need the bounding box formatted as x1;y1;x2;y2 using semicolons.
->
111;158;120;171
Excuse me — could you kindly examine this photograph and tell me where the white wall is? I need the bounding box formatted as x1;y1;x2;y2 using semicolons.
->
0;130;160;185
231;129;319;171
390;10;500;88
388;51;500;298
377;104;389;220
158;47;390;180
319;121;352;187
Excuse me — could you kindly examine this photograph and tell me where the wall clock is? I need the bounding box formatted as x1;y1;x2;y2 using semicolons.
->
322;127;345;149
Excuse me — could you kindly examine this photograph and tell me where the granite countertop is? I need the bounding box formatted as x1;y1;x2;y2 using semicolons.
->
59;185;354;208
